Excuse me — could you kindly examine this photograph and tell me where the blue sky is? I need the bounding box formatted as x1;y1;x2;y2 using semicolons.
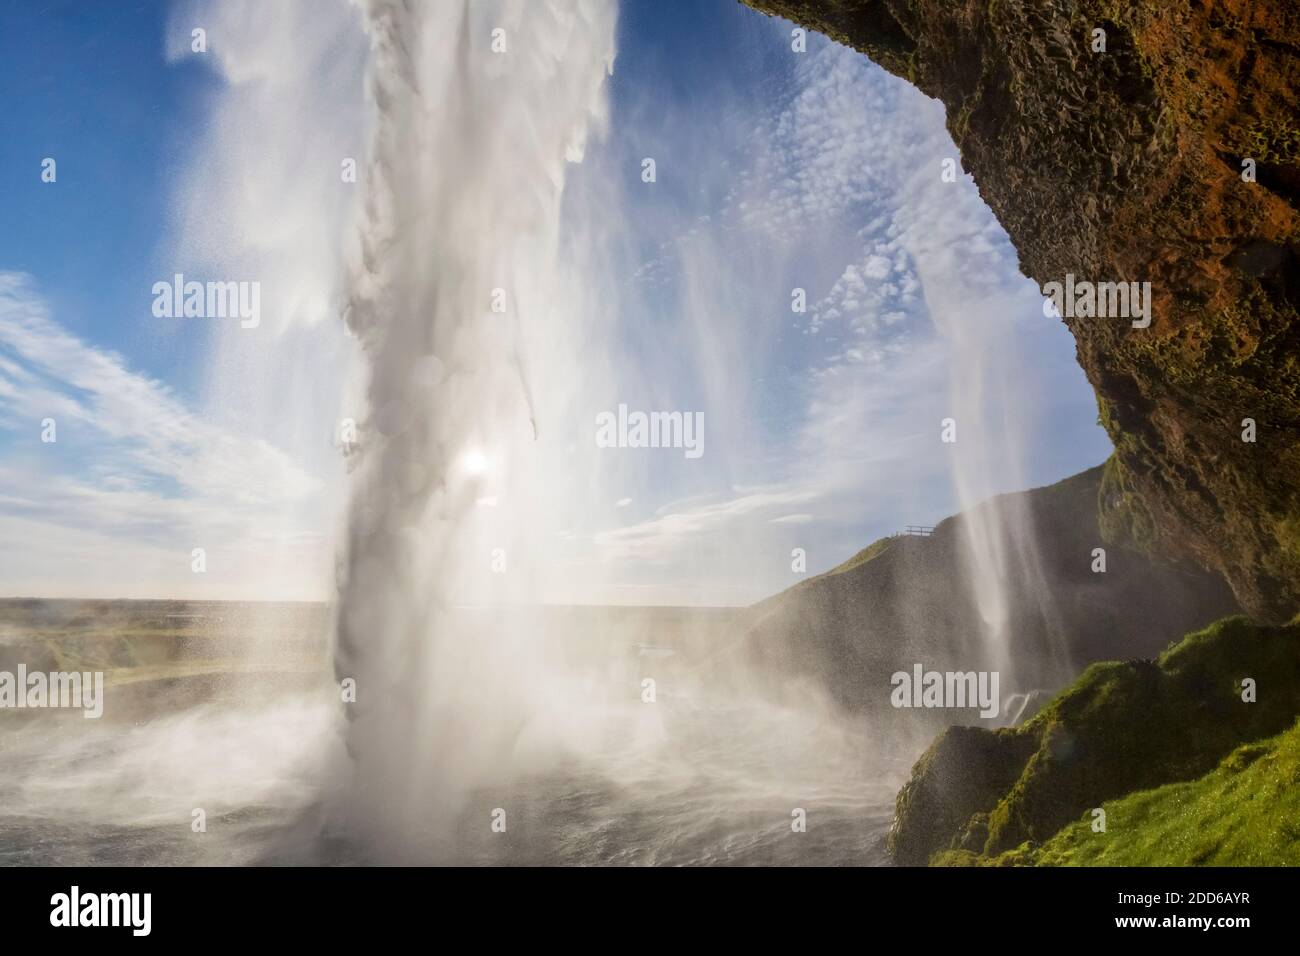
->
0;2;214;385
0;0;1112;603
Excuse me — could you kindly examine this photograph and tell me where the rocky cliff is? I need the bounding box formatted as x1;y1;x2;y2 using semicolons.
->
741;0;1300;621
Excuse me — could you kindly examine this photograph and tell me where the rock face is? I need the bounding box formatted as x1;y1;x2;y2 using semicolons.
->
741;0;1300;620
745;464;1240;719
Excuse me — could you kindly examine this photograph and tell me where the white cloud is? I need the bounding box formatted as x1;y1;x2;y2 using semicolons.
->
0;273;331;599
564;35;1109;603
593;487;820;564
770;513;813;525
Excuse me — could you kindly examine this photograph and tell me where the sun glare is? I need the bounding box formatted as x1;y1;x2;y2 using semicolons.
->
459;447;489;477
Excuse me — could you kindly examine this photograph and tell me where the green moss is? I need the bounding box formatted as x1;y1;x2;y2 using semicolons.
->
985;616;1300;853
1098;453;1158;554
898;615;1300;864
950;100;975;144
826;536;894;576
984;721;1300;866
1273;508;1300;570
889;724;1037;866
1237;119;1300;167
929;848;982;866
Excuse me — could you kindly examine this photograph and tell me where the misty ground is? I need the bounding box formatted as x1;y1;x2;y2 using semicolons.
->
0;599;899;865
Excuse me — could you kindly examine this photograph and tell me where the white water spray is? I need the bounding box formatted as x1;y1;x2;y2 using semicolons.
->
894;158;1048;685
331;0;617;856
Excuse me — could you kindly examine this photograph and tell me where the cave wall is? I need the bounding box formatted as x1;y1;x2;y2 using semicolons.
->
741;0;1300;620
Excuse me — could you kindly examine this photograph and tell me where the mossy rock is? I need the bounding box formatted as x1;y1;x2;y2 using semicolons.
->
976;720;1300;866
890;615;1300;864
889;725;1036;865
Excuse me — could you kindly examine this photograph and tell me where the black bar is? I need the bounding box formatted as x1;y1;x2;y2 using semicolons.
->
0;866;1281;941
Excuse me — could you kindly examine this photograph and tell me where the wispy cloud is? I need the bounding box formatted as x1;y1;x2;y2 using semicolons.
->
594;486;821;564
560;30;1109;603
0;272;329;599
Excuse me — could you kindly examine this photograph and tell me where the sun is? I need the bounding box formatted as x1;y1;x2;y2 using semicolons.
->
459;447;489;477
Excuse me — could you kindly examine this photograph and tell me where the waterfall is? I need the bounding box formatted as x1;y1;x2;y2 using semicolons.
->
892;156;1055;691
331;0;617;858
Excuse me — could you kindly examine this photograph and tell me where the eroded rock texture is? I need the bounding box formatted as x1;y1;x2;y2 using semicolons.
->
742;0;1300;620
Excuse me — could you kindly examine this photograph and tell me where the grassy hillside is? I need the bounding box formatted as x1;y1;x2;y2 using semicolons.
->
893;615;1300;865
0;599;330;719
746;462;1240;715
983;721;1300;866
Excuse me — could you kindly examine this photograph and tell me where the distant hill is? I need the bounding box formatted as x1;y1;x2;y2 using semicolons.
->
743;462;1240;719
